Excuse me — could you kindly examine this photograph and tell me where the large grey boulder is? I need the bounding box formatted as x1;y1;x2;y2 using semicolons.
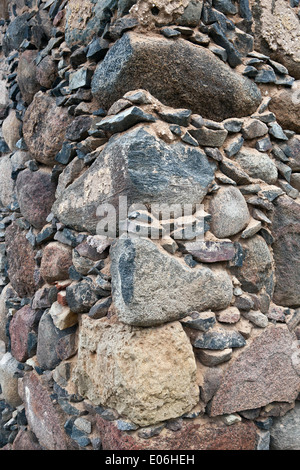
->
52;126;216;233
91;33;261;121
110;237;233;327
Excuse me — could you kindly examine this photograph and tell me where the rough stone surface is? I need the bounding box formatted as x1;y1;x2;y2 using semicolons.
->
9;305;41;362
74;316;199;426
17;50;40;104
96;414;257;450
36;310;77;371
270;403;300;450
91;33;261;121
271;196;300;307
5;223;37;297
0;155;15;207
110;237;233;327
23;92;73;166
2;109;21;152
0;352;22;408
234;148;278;184
210;326;300;416
52;126;216;233
40;242;73;284
251;0;300;79
16;170;56;230
210;186;250;238
269;84;300;134
20;371;74;450
231;235;274;296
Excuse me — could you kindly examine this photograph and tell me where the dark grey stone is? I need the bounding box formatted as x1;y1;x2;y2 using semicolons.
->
66;278;100;313
97;106;156;134
208;23;243;67
91;33;261;121
255;65;277;83
52;126;216;233
193;328;246;350
158;108;192;127
86;37;110;62
36;310;77;370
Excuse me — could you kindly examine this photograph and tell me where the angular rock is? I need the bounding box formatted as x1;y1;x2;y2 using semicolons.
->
0;79;9;119
189;126;228;147
23;92;73;166
36;310;77;371
97;106;156;134
52;126;216;233
242;310;268;328
196;348;232;367
252;0;300;79
216;307;241;324
20;371;74;449
66;278;100;313
49;301;78;330
158;107;192;127
65;115;93;142
180;311;216;332
210;326;300;416
231;235;274;296
193;328;246;350
234;148;278;184
74;316;199;426
17;50;40;104
40;242;73;284
242;119;268;140
65;0;118;47
91;33;261;121
180;240;236;263
9;305;42;362
5;223;37;297
210;186;250;238
271;196;300;307
36;55;58;89
16;170;56;230
110;237;233;327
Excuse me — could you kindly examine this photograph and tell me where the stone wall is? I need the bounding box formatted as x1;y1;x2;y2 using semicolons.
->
0;0;300;451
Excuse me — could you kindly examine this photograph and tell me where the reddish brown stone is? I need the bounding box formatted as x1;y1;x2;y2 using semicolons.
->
17;50;40;104
9;305;41;362
210;326;300;417
272;196;300;307
181;241;236;263
40;242;73;284
36;55;58;89
12;429;44;450
57;290;67;306
5;222;37;297
20;371;76;450
23;91;73;166
95;415;257;450
16;169;56;230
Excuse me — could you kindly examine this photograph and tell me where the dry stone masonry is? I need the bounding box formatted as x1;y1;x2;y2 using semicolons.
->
0;0;299;451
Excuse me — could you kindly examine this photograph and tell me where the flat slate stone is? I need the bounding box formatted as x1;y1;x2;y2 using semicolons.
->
96;106;156;134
